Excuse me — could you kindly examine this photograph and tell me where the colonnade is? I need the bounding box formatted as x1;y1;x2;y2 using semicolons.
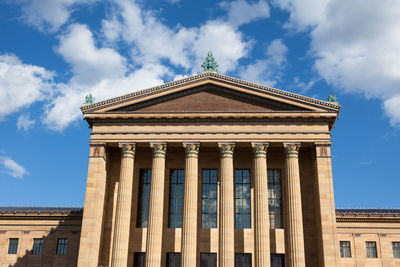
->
108;142;306;267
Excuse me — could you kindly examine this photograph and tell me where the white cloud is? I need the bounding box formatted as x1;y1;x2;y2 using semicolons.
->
17;113;35;131
275;0;400;126
220;0;270;28
239;39;288;86
17;0;97;32
0;156;28;179
0;54;55;120
57;23;127;85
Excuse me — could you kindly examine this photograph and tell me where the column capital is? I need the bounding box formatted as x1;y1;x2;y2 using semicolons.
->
218;143;235;158
315;142;331;158
283;143;301;158
183;142;200;158
119;143;136;158
89;142;106;159
251;142;269;158
150;142;167;158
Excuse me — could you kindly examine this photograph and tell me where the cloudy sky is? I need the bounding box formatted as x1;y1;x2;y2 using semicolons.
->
0;0;399;208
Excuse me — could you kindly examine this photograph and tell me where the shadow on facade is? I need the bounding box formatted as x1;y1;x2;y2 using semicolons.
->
2;207;82;267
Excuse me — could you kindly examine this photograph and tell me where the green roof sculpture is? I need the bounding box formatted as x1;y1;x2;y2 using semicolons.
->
201;51;218;73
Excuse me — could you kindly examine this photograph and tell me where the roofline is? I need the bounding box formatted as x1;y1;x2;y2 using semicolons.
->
80;72;341;113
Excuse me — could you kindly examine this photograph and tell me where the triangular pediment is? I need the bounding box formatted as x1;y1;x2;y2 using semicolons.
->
81;72;340;114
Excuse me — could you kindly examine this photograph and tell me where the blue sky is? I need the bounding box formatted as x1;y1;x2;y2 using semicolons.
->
0;0;399;208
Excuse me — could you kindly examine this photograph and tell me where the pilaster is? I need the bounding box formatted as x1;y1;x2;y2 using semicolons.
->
314;142;339;266
77;143;108;267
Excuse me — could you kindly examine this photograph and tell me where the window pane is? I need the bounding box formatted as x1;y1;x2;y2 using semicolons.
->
32;238;43;255
201;169;218;228
271;254;284;267
8;238;18;254
169;170;184;228
366;241;377;258
393;242;400;258
137;169;152;228
268;169;282;229
167;253;181;267
200;253;217;267
235;169;251;229
340;241;351;258
56;238;68;255
134;252;146;267
235;253;252;267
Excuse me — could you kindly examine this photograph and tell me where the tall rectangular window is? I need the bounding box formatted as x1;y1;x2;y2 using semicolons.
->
201;169;218;228
32;238;43;255
56;238;68;255
200;253;217;267
134;252;146;267
393;242;400;258
166;252;181;267
235;169;251;229
366;241;377;258
271;254;284;267
340;241;351;258
8;238;18;254
268;169;282;229
169;169;184;228
235;253;252;267
137;169;151;228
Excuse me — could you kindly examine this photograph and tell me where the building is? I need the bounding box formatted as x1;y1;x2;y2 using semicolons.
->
1;62;400;267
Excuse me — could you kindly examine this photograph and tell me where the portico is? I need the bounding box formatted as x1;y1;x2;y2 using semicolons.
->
77;71;340;267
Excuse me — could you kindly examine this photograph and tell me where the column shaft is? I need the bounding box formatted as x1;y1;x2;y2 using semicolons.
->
218;143;235;267
146;143;167;267
110;143;136;267
284;143;306;267
181;143;200;267
252;143;271;267
77;143;107;267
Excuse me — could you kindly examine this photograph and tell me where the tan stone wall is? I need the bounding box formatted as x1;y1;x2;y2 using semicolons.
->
337;220;400;267
0;215;81;267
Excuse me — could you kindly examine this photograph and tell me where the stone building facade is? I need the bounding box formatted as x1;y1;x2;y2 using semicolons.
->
0;72;399;267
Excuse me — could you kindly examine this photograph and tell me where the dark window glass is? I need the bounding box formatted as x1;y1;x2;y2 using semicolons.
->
134;252;146;267
393;242;400;258
235;253;252;267
166;252;181;267
32;238;43;255
169;170;184;228
271;254;284;267
201;169;218;228
8;238;18;254
340;241;351;258
56;238;68;255
200;253;217;267
137;169;152;228
235;169;251;229
268;169;282;229
366;241;377;258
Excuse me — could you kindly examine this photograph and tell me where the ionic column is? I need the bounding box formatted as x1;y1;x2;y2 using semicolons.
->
252;143;271;267
110;143;136;267
181;143;200;267
283;143;306;267
218;143;235;267
145;143;167;267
